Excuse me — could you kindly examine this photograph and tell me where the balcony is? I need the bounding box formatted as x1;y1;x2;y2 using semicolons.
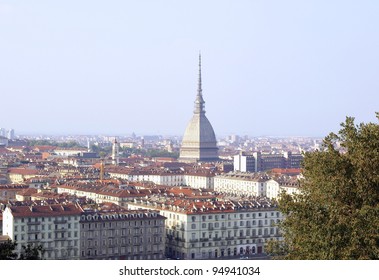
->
174;237;185;242
200;238;209;242
225;237;234;240
55;236;67;241
233;226;239;229
27;228;40;233
208;226;214;230
54;220;67;224
220;226;227;230
189;239;198;243
27;221;41;225
212;237;221;241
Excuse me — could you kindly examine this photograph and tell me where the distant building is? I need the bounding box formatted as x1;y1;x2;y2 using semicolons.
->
7;168;42;184
266;178;301;200
179;55;219;163
0;136;8;147
214;172;301;199
233;151;257;173
112;137;120;166
214;172;270;197
234;151;303;172
0;184;29;201
0;128;6;138
7;129;15;140
54;147;88;157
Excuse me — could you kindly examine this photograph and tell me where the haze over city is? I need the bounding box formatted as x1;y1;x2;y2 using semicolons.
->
1;0;378;137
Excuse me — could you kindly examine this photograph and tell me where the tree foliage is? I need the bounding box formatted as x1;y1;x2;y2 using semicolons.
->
19;243;45;260
0;240;45;260
0;239;17;260
269;115;379;259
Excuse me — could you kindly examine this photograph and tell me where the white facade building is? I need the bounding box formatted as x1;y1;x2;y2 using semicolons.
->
214;173;269;197
266;179;301;200
108;169;215;189
2;202;83;259
128;197;283;259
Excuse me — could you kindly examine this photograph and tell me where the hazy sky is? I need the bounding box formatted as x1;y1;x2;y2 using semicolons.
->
1;1;378;137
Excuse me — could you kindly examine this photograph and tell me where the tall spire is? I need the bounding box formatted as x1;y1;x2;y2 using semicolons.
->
198;53;202;96
194;53;205;114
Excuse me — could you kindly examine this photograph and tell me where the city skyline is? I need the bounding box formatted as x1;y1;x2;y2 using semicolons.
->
1;1;378;137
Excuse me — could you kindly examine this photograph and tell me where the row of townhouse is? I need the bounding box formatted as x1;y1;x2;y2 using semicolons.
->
55;183;160;208
108;168;301;199
214;172;301;199
107;168;214;189
1;201;166;260
128;196;283;260
0;184;29;201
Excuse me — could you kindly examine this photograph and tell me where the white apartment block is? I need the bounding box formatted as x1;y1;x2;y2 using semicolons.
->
2;202;83;259
128;197;283;259
183;173;214;189
56;184;157;208
108;171;185;186
214;173;269;197
53;148;88;157
108;169;214;189
266;179;301;200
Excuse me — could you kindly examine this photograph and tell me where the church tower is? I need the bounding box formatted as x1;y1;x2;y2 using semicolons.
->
111;137;120;166
179;55;219;163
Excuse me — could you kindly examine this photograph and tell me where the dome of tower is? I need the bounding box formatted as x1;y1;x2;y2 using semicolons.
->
181;114;217;149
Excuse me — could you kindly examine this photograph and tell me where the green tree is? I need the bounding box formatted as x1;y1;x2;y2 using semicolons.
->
0;239;17;260
0;240;45;260
268;115;379;259
19;243;45;260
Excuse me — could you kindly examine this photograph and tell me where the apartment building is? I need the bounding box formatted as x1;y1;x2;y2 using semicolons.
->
266;178;301;199
214;172;269;197
2;201;83;259
128;196;282;259
107;167;215;189
80;206;166;260
234;151;303;172
0;184;29;201
56;182;160;208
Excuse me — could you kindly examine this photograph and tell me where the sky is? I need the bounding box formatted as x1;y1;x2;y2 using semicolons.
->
0;0;378;138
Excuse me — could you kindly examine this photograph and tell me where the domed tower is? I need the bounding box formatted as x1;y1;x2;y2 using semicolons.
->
179;55;219;163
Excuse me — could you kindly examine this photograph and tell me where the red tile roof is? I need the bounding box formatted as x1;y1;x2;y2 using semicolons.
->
8;168;40;176
9;203;83;217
